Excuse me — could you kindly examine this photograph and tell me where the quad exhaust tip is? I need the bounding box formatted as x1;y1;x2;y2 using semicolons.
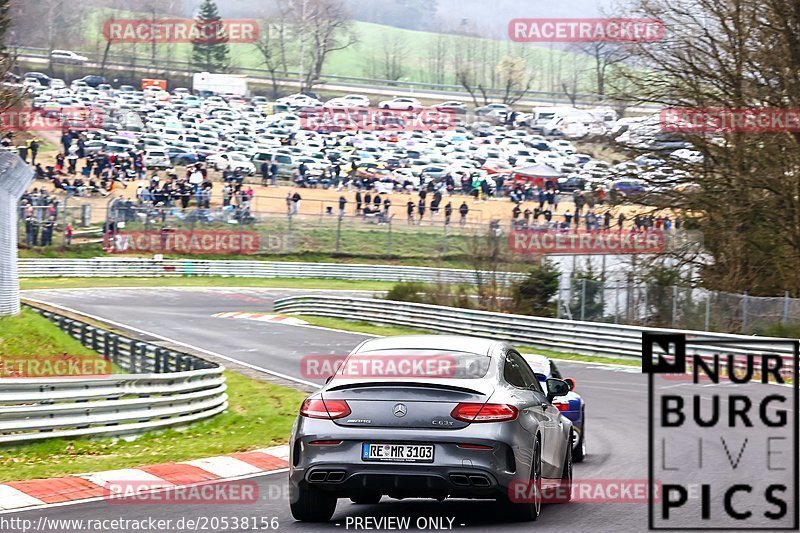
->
308;470;347;483
449;474;491;487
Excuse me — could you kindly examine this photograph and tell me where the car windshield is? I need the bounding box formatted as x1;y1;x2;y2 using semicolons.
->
336;349;491;380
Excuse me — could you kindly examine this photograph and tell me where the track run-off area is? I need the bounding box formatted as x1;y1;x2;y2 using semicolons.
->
6;287;793;533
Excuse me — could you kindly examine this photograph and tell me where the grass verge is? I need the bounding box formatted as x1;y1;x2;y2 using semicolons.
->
0;308;97;357
0;308;307;481
0;372;307;482
18;244;531;272
295;315;641;367
20;277;394;291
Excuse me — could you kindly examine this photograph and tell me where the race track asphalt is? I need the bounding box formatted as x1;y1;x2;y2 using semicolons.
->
7;288;796;533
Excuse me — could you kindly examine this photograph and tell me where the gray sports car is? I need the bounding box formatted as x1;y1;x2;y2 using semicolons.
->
289;335;574;522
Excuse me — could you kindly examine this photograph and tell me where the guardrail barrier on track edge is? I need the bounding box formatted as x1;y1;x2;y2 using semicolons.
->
0;303;227;444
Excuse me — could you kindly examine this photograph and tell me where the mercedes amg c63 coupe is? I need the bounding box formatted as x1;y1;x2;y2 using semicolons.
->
289;335;574;522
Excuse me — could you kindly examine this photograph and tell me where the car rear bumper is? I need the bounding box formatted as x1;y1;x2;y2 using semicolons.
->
295;462;502;499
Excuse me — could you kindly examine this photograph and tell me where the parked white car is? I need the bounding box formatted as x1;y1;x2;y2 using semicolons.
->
277;93;322;108
143;149;171;170
324;94;370;108
378;97;422;110
208;152;256;174
50;49;88;64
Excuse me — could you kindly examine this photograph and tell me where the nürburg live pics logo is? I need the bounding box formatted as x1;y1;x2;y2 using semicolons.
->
644;333;798;530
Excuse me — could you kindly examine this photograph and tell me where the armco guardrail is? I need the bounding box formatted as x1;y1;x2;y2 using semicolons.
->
272;295;797;369
18;258;526;284
0;306;227;444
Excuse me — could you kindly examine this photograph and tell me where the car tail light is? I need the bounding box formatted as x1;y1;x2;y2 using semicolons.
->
451;403;519;423
309;440;342;446
553;401;570;412
300;398;351;419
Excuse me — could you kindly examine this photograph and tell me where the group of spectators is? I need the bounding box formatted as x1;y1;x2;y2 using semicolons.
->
19;188;72;247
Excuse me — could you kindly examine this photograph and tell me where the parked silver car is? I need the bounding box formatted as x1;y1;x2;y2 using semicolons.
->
289;335;574;522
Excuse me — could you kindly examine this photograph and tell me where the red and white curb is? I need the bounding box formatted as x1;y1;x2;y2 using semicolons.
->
212;312;308;326
0;445;290;512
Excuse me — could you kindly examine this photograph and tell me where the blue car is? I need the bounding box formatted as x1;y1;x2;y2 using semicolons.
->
522;354;586;462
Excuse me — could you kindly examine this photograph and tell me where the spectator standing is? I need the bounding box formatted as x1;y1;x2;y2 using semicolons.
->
406;200;415;224
444;202;452;225
291;191;302;214
28;138;39;165
260;161;269;186
338;195;347;218
355;191;362;214
459;201;469;226
418;197;426;223
67;144;79;174
270;161;279;186
40;218;54;246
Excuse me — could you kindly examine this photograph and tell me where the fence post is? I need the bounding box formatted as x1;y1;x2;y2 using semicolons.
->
386;220;392;257
641;286;647;325
705;294;711;331
742;292;749;333
556;285;562;319
335;215;342;253
615;282;620;324
287;211;293;253
783;291;789;325
672;286;678;327
580;278;586;321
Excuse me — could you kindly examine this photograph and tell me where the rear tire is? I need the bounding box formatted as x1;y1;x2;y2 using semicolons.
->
499;437;542;521
290;484;337;522
574;413;586;463
350;493;381;505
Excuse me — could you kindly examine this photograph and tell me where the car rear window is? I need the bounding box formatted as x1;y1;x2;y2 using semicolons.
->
338;349;491;380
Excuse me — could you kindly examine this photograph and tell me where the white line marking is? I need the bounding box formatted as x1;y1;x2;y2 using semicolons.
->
22;298;319;389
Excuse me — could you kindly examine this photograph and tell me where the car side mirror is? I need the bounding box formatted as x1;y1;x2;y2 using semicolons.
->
564;377;576;391
546;378;570;403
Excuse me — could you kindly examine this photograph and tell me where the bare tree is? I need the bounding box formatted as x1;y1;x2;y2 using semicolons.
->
495;56;533;105
376;33;409;81
573;41;628;99
293;0;357;90
619;0;800;296
425;32;448;85
255;7;293;98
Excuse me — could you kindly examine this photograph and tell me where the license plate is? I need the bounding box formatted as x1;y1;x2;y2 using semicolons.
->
361;443;434;463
